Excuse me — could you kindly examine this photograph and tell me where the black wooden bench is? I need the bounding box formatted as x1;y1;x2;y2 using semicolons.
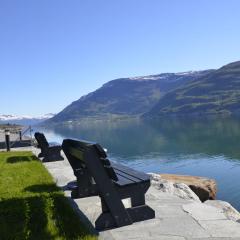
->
34;132;64;162
62;138;155;231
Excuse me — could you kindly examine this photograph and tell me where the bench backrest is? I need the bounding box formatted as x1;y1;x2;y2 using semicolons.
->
62;139;118;181
34;132;49;149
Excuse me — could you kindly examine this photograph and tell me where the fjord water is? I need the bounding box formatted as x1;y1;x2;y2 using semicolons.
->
38;117;240;210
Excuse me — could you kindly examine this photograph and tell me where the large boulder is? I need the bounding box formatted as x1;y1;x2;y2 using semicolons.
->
149;173;201;202
159;174;217;202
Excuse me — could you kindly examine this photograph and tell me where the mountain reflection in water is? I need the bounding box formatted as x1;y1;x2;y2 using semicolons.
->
37;116;240;211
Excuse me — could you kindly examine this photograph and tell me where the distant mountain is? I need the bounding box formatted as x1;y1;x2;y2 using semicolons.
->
0;113;55;125
48;70;212;123
144;61;240;117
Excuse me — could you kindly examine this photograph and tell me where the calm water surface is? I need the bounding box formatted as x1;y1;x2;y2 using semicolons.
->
36;117;240;210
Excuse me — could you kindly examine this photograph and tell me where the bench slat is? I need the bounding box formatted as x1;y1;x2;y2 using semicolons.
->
111;162;149;181
114;174;134;186
114;169;144;184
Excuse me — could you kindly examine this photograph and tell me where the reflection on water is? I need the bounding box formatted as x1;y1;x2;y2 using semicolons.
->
36;117;240;210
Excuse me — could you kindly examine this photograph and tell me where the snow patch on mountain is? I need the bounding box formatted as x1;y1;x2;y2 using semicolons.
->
0;113;55;121
0;113;56;125
129;71;202;81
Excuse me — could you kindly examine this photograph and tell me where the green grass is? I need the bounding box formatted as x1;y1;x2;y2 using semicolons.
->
0;151;97;240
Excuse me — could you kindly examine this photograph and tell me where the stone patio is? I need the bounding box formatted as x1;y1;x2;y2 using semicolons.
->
15;147;240;239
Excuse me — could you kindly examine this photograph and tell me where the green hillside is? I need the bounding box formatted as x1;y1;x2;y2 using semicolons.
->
49;71;211;123
144;61;240;117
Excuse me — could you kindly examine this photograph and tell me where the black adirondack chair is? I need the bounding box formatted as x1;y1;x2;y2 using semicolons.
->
62;138;155;231
34;132;64;162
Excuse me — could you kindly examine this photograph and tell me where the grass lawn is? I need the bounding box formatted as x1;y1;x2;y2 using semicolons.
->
0;151;97;240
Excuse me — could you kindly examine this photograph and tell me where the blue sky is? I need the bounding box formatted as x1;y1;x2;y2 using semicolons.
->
1;0;240;116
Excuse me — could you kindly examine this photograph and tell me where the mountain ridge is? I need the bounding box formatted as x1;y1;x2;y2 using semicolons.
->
48;70;212;123
144;61;240;117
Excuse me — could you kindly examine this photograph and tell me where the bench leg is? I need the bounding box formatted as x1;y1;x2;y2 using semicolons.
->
96;212;132;231
42;153;64;162
71;171;98;199
127;205;155;223
131;192;145;207
95;198;118;230
71;186;98;199
42;156;62;162
95;204;155;231
38;152;44;158
95;197;133;231
130;192;155;223
101;198;109;213
95;212;116;230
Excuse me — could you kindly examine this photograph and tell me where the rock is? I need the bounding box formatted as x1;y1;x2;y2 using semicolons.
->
149;173;201;202
205;200;240;222
159;174;217;202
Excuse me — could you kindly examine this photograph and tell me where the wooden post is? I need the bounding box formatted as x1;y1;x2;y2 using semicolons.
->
19;130;22;141
5;129;10;151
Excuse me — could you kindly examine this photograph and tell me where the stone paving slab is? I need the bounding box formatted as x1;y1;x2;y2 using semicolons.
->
183;203;227;221
16;147;240;240
189;238;240;240
198;220;240;238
